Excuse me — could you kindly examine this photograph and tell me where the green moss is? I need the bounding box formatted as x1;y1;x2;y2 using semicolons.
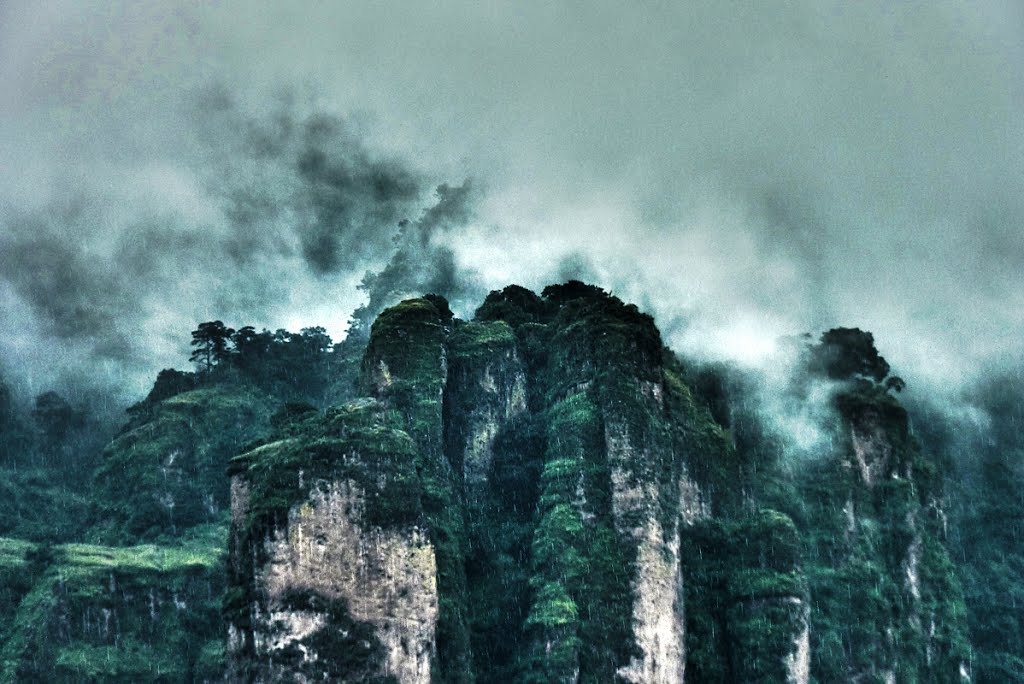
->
234;403;422;531
0;531;225;683
466;284;736;682
448;320;517;358
90;386;274;544
361;297;474;683
525;381;637;680
445;327;540;682
0;469;92;543
361;298;451;399
224;399;426;671
0;538;47;677
680;511;809;683
59;283;970;683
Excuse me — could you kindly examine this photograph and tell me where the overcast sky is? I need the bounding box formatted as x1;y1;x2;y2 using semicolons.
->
1;1;1022;402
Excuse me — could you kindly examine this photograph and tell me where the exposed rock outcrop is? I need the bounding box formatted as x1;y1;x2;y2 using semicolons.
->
222;284;970;684
225;400;439;682
231;480;436;683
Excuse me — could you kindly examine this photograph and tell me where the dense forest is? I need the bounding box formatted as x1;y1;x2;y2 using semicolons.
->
0;282;1019;682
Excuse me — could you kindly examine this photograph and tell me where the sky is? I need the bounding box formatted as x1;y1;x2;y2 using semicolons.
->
1;1;1022;403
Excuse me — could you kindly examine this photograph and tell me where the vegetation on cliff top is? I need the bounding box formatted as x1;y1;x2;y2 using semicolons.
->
0;281;1007;682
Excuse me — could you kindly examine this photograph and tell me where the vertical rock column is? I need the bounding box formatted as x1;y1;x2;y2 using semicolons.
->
362;296;475;684
225;402;439;683
444;319;533;681
524;286;703;684
828;392;971;683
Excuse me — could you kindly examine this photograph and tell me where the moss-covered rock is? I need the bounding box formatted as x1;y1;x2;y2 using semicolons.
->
90;386;274;544
0;527;225;683
212;282;972;684
225;399;437;683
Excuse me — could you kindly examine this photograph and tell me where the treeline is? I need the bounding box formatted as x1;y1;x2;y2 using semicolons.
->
0;377;110;541
0;318;367;542
128;321;364;423
0;380;106;474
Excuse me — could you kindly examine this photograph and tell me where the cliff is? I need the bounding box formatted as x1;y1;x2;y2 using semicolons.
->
90;386;274;544
0;281;978;682
0;529;225;682
225;283;969;682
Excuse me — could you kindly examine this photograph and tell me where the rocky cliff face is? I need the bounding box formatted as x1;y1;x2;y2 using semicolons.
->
819;391;971;683
0;280;980;683
230;479;437;683
223;283;971;683
90;386;274;544
225;400;439;682
0;384;274;681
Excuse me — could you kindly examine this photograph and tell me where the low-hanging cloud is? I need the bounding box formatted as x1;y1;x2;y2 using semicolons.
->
1;1;1022;408
0;80;482;401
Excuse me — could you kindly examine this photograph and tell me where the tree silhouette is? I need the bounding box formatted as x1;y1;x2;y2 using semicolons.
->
810;327;891;383
190;321;235;373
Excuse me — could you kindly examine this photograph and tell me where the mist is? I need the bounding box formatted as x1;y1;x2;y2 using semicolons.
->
1;1;1022;413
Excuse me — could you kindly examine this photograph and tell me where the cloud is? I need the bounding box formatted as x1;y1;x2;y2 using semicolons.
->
0;1;1021;404
0;79;480;399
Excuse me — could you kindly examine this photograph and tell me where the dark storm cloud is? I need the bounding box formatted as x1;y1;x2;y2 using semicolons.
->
353;182;483;332
190;88;422;274
0;206;130;359
0;77;479;398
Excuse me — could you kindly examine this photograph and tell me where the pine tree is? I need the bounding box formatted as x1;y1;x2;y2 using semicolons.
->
189;321;235;373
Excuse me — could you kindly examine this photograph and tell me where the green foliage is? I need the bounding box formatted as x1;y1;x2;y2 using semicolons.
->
514;287;669;682
461;282;744;682
475;284;550;326
2;389;107;479
943;373;1024;683
90;386;274;544
230;401;422;535
0;378;102;545
190;321;235;373
0;469;92;542
362;296;473;683
447;320;517;359
680;512;808;683
0;528;225;683
31;391;86;444
540;280;609;307
0;284;986;683
446;323;540;682
810;327;892;383
0;379;32;469
126;369;197;424
681;337;972;683
0;538;43;652
663;360;739;514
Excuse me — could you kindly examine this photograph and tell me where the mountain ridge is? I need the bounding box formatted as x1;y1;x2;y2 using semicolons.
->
0;281;1012;682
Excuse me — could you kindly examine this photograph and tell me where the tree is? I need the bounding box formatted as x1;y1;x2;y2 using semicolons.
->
810;327;891;383
0;378;15;434
297;326;332;355
189;321;235;373
0;377;31;464
230;326;261;368
475;285;548;325
541;280;607;306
